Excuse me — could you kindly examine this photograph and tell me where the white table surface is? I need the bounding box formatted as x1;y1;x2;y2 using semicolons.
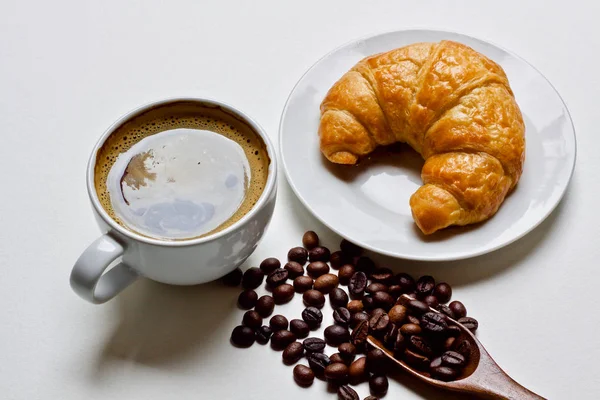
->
1;1;598;399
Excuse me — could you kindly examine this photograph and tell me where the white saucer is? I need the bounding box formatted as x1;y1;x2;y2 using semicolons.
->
279;29;576;261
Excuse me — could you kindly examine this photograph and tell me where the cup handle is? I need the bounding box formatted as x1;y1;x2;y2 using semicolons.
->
70;234;139;304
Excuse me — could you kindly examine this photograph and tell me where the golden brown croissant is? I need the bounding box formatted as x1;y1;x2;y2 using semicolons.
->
319;40;525;234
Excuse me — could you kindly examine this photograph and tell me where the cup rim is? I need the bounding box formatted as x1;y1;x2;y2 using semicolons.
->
86;97;278;247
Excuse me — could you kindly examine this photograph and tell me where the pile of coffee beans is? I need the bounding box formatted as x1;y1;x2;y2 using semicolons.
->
226;231;479;398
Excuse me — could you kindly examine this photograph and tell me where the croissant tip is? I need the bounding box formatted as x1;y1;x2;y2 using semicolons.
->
326;151;358;165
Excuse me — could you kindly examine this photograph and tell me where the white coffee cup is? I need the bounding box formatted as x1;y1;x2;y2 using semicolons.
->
70;98;277;304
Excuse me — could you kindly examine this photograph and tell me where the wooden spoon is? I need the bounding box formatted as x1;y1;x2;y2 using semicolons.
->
367;295;545;399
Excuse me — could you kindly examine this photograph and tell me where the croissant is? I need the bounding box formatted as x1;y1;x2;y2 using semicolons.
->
319;40;525;234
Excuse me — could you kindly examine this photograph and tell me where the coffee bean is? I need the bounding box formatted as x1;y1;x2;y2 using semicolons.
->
449;301;467;319
446;325;461;337
330;288;349;308
338;265;356;285
362;296;375;310
255;295;275;317
266;268;289;288
293;364;314;387
430;356;443;369
302;231;319;250
303;337;326;353
403;349;430;370
423;295;439;308
383;323;399;347
442;351;466;368
307;261;330;278
242;310;263;329
330;353;345;364
347;300;364;314
303;289;325;308
366;348;387;374
455;339;472;359
309;246;330;262
421;312;448;335
351;311;369;328
400;323;421;336
369;312;390;334
314;273;339;293
351;320;369;348
366;283;388;294
302;307;323;329
293;276;313;293
407;315;421;325
407;299;430;315
231;325;255;348
221;268;243;286
394;330;407;353
237;289;258;309
255;325;273;345
416;275;435;298
404;291;418;299
388;284;402;299
396;273;416;293
284;261;304;279
433;282;452;304
348;356;368;384
370;308;385;318
283;342;305;365
349;272;368;297
372;291;394;310
325;363;349;383
271;330;296;351
369;375;389;397
259;257;281;274
290;319;310;339
370;268;394;284
340;239;362;256
329;251;348;269
458;317;478;332
241;267;264;290
409;335;434;357
273;283;295;304
288;247;308;264
388;305;408;325
325;325;350;347
437;304;456;319
333;307;352;326
307;352;331;376
444;336;456;350
431;365;459;381
338;343;356;364
270;315;289;331
355;257;375;275
338;385;359;400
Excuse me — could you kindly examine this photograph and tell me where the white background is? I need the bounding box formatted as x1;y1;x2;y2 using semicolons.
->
0;1;598;399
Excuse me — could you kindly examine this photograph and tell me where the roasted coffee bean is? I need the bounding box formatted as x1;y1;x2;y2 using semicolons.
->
437;304;456;319
338;343;356;364
449;301;467;319
366;348;387;374
237;289;258;309
455;339;472;359
366;283;388;294
404;291;418;299
302;307;323;329
370;268;394;284
328;353;344;364
255;325;273;345
362;296;375;310
270;315;289;331
303;289;325;308
284;261;305;279
266;268;289;288
388;305;408;325
351;311;369;328
442;351;466;368
283;342;305;365
444;336;456;350
364;396;379;400
271;330;296;351
431;366;459;381
446;325;461;337
293;364;314;387
421;312;448;334
273;283;295;304
347;300;364;314
383;323;399;347
259;257;281;274
388;284;402;299
409;335;434;357
309;246;331;262
288;246;308;264
394;330;407;353
338;385;359;400
407;315;421;325
329;251;348;269
370;308;385;318
325;362;349;383
351;320;369;348
289;319;310;339
430;356;443;369
355;257;375;275
416;275;435;298
403;349;430;370
255;295;275;317
302;230;319;250
407;299;430;315
330;288;349;308
369;312;390;334
242;310;263;329
458;317;478;332
221;268;243;286
373;291;394;310
369;375;389;397
303;337;326;353
338;264;356;285
433;282;452;304
307;352;331;376
307;261;330;278
396;273;416;293
293;276;313;293
400;322;421;336
231;325;255;347
325;325;350;347
349;272;368;297
348;357;368;384
340;239;363;257
333;307;352;326
314;274;339;293
423;295;439;308
242;267;264;289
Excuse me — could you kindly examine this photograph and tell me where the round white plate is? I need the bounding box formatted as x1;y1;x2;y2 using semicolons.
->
279;29;576;261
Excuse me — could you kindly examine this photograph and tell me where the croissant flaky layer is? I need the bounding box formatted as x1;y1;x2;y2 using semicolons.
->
319;40;525;234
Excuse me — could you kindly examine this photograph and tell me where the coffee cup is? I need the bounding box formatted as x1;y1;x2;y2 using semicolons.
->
70;98;277;304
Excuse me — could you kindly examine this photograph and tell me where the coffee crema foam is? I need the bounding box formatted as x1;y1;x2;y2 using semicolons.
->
94;101;270;241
